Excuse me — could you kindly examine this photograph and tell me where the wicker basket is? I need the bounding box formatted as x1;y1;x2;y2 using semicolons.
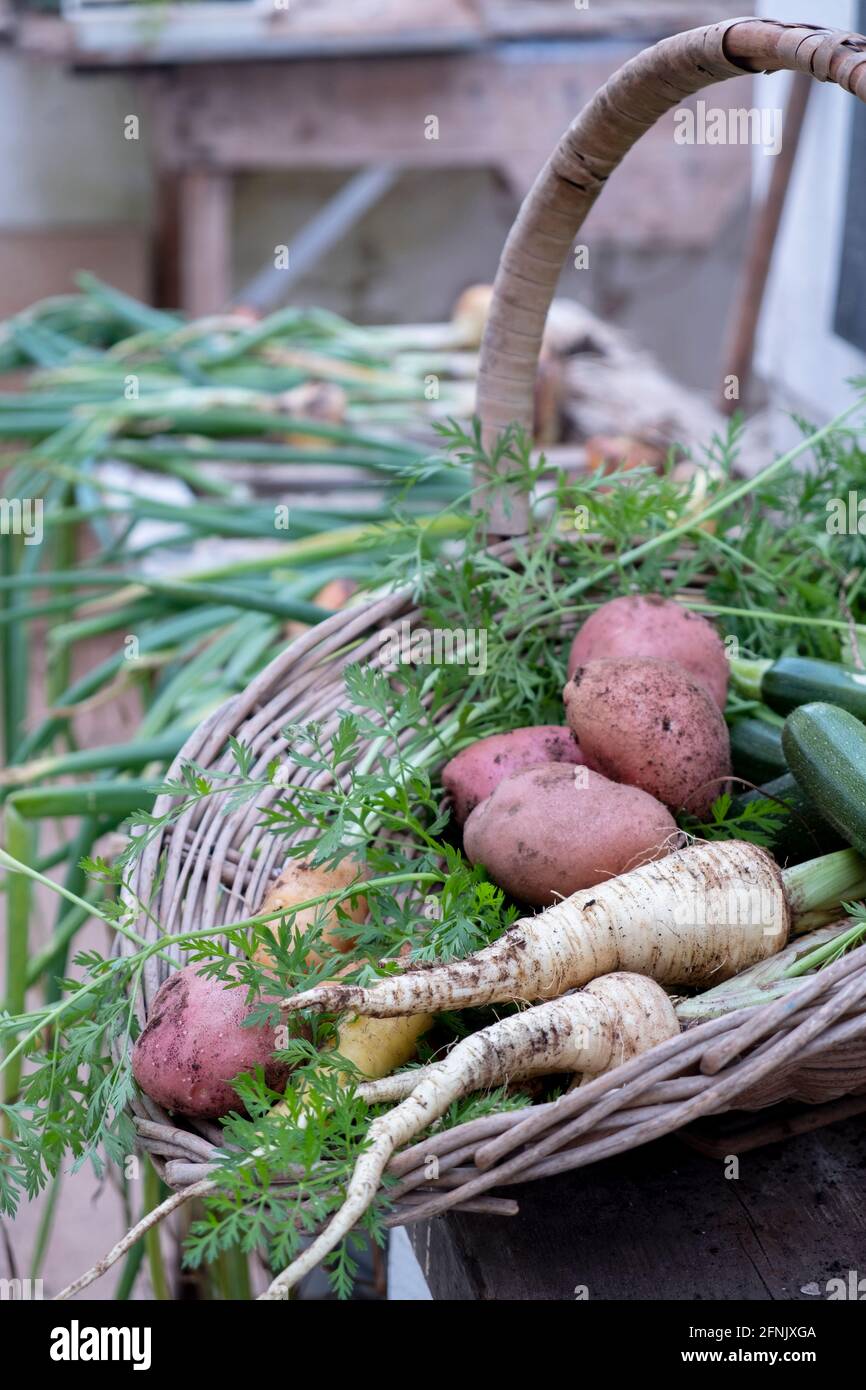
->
123;17;866;1225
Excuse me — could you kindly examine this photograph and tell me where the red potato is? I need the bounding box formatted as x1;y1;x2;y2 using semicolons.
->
463;762;677;907
567;594;729;710
442;725;585;826
564;657;731;817
132;964;290;1119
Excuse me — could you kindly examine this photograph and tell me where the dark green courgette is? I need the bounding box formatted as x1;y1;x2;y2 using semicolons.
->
782;702;866;857
731;654;866;719
728;772;843;862
729;716;786;783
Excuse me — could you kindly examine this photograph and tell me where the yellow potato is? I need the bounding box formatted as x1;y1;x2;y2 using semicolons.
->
254;857;367;966
335;1013;433;1080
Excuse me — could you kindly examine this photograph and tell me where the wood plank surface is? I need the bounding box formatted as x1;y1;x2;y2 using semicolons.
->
141;52;753;247
409;1116;866;1300
13;3;750;63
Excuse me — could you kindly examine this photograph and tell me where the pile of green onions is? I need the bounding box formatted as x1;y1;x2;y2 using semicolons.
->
0;275;476;1085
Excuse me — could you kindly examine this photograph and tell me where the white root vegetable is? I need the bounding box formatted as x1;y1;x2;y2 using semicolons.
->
353;1069;429;1106
282;841;790;1020
260;972;678;1299
357;968;675;1104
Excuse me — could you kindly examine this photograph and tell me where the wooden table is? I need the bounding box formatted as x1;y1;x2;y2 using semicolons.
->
13;2;751;315
410;1113;866;1300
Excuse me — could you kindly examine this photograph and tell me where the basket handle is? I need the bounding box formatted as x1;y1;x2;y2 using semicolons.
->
475;17;866;533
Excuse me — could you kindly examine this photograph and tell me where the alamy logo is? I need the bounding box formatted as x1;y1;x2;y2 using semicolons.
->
826;1270;866;1300
674;101;783;156
0;1277;44;1299
0;497;43;545
50;1320;152;1371
378;621;488;676
826;492;866;534
673;885;786;939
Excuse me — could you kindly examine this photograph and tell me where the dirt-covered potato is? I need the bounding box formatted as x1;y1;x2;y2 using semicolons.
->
131;964;290;1118
563;657;731;816
442;725;585;826
567;594;729;710
462;762;676;907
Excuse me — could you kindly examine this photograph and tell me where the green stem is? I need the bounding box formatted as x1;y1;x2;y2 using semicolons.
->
46;600;162;647
143;1161;172;1301
785;918;866;976
214;1247;252;1301
0;529;32;763
97;577;330;626
0;732;185;791
754;706;786;728
688;601;866;639
9;780;158;820
676;978;801;1021
115;1240;147;1301
30;1170;63;1278
728;656;772;702
560;399;865;602
47;482;77;712
2;806;33;1121
188;513;467;583
44;817;99;1006
781;849;866;928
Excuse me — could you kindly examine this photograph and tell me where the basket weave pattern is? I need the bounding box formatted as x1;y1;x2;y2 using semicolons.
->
123;18;866;1219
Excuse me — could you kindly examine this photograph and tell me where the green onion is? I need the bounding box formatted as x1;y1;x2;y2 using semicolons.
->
2;805;33;1120
9;781;159;819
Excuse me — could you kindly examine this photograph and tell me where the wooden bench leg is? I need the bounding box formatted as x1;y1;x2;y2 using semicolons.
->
179;169;232;317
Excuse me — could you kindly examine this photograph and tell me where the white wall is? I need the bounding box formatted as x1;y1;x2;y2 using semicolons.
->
755;0;864;422
0;51;150;228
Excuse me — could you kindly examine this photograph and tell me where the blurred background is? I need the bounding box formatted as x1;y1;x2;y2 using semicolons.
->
1;0;864;1301
0;0;861;414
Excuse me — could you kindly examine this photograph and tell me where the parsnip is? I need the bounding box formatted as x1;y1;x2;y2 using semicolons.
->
282;841;791;1019
261;972;678;1300
356;968;671;1104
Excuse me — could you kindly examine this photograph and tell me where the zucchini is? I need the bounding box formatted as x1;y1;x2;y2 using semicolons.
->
731;654;866;719
728;772;843;862
729;716;786;783
782;702;866;857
